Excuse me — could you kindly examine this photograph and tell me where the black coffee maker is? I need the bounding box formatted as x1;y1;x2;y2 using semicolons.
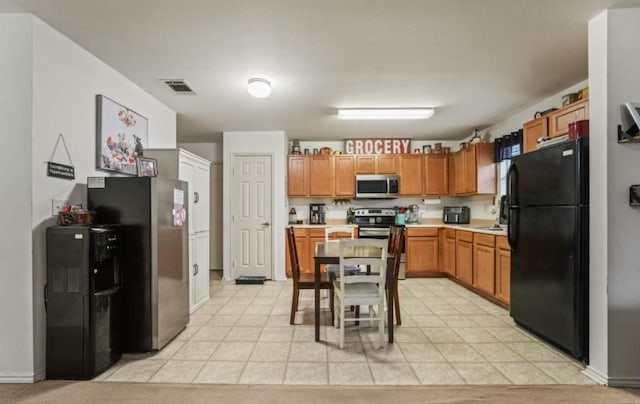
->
309;203;326;224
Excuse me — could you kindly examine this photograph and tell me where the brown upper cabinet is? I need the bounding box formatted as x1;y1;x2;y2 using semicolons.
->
334;155;355;197
355;154;398;174
450;143;496;196
399;154;424;196
548;98;589;138
523;116;548;154
287;155;308;196
423;154;449;195
522;99;590;155
288;155;337;197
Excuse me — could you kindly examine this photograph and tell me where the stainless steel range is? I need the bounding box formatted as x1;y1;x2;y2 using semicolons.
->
348;208;406;279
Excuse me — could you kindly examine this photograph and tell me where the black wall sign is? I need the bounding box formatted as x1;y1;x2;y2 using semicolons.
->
47;162;75;180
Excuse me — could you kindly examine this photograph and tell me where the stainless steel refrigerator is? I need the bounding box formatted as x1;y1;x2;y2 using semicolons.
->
88;176;189;352
506;138;589;363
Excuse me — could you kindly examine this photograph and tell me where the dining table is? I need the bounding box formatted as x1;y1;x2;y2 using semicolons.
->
313;241;395;343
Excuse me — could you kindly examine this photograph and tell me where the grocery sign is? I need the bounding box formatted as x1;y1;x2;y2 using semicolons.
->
344;138;410;154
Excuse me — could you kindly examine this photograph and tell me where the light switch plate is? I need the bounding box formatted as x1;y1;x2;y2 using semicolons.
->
51;198;68;216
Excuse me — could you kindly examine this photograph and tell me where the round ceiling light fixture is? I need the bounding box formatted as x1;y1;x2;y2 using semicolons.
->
247;78;271;98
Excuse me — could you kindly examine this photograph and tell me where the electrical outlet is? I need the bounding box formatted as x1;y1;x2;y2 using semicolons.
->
51;198;68;216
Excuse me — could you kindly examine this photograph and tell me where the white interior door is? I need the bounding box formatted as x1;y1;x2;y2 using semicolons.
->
232;154;273;279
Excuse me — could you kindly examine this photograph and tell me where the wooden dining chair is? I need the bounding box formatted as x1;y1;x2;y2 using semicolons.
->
388;225;404;325
287;227;332;325
333;238;388;349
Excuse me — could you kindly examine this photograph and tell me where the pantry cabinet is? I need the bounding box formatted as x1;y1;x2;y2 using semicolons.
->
399;154;424;196
405;227;439;276
473;233;496;295
455;231;473;286
144;148;211;311
424;154;449;195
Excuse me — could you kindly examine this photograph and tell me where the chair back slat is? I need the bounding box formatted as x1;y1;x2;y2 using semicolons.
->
325;226;356;242
286;227;301;282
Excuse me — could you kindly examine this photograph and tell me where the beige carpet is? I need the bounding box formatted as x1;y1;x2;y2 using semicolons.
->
2;382;640;404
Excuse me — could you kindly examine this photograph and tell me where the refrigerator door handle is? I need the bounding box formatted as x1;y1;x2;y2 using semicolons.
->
44;283;48;312
507;163;518;206
507;207;518;249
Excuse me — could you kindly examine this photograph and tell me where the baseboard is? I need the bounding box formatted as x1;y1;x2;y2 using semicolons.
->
583;366;608;385
189;296;210;314
0;369;44;383
607;376;640;387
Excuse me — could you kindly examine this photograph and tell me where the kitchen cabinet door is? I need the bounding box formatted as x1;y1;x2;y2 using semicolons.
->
523;117;547;154
355;155;376;174
377;154;399;174
455;231;473;286
193;163;210;233
548;99;589;138
309;156;334;196
288;156;308;196
399;154;423;196
443;230;456;276
462;147;477;194
308;228;326;274
424;154;449;195
295;230;310;274
193;231;210;309
406;227;439;275
334;155;355;197
453;152;465;195
495;236;511;304
473;234;495;295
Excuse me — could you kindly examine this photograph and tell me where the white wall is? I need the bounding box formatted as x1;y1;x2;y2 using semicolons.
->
0;14;177;382
0;14;35;383
586;10;609;383
179;142;223;163
587;8;640;387
223;131;288;281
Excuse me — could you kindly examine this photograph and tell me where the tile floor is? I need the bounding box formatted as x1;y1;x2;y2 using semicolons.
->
96;273;594;385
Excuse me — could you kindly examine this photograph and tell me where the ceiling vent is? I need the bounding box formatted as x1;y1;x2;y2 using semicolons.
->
162;79;196;94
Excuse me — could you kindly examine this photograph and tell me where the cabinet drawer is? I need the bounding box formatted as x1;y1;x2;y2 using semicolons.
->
496;235;510;250
406;227;438;237
308;228;326;238
474;233;495;247
444;228;456;239
292;227;309;238
456;230;473;243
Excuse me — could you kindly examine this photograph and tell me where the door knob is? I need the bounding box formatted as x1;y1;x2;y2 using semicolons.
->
261;222;270;227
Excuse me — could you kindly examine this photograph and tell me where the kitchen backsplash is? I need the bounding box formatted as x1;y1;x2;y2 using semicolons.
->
288;195;498;223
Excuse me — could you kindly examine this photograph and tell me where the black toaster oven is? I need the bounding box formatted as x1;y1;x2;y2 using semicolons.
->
443;206;470;224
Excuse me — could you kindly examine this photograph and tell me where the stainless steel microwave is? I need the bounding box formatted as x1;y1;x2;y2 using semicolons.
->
355;174;399;199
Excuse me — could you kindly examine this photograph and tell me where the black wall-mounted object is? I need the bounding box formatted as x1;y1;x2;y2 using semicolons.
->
630;185;640;206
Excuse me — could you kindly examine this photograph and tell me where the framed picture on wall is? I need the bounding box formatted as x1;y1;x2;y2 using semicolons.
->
136;157;158;177
96;95;148;175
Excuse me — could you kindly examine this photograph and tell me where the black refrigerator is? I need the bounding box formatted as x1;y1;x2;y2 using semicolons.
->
507;137;589;363
88;176;189;352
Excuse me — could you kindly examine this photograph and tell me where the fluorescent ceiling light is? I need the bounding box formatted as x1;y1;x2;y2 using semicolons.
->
337;108;434;120
247;78;271;98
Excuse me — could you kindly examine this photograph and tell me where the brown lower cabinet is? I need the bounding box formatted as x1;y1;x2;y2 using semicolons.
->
473;233;496;295
405;227;439;277
455;231;473;285
495;235;511;304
